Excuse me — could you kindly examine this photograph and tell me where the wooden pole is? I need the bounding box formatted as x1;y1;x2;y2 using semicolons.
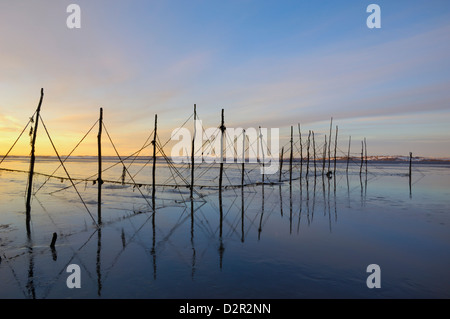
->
219;109;225;192
26;88;44;232
289;173;293;234
298;123;302;178
241;187;245;242
306;130;311;179
279;146;284;183
328;117;333;172
346;135;351;174
312;131;316;177
334;125;338;175
219;184;224;269
364;137;368;175
360;140;364;176
409;152;412;198
190;105;196;199
258;169;265;241
260;126;265;185
289;126;293;185
218;110;225;267
279;184;283;217
323;135;327;175
121;166;126;185
152;114;157;210
97;107;103;225
260;126;265;241
409;152;412;177
190;197;195;279
241;129;245;187
50;232;57;261
50;232;57;248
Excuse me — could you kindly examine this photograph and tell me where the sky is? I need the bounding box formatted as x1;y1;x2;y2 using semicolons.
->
0;0;449;158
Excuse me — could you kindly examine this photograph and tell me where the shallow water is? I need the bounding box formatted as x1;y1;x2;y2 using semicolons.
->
0;157;449;299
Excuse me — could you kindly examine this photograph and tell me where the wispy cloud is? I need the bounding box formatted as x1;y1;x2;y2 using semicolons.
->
0;114;23;132
1;1;449;157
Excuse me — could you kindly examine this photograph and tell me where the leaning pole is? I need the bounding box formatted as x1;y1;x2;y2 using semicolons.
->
25;88;44;233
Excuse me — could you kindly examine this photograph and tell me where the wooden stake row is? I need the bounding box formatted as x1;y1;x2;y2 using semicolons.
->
22;90;415;232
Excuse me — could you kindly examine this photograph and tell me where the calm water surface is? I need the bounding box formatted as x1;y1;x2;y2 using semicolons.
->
0;157;449;298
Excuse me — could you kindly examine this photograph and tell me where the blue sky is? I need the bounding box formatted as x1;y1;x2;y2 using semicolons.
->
0;0;449;157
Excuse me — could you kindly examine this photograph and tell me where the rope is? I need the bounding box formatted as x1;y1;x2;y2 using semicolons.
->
127;128;155;181
102;122;154;210
0;111;36;166
48;137;155;195
40;116;98;227
156;137;204;199
141;112;196;187
160;113;193;151
155;138;189;203
34;119;99;195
